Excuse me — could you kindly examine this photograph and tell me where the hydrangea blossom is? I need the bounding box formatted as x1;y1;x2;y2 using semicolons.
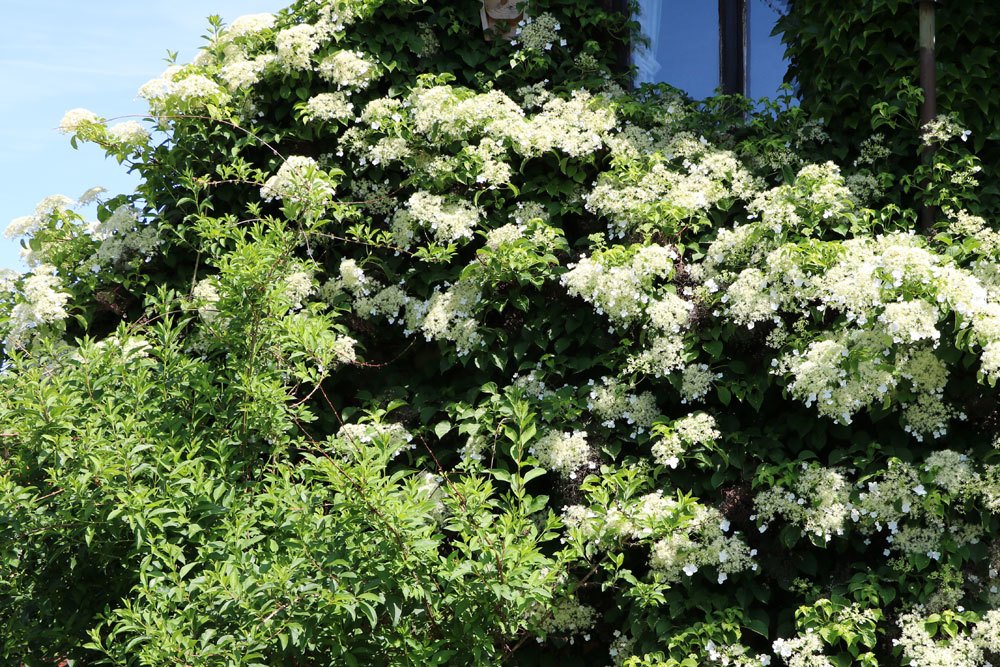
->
139;68;230;114
649;506;756;582
303;92;354;123
224;13;276;38
58;108;102;135
275;23;321;70
106;121;150;148
754;465;852;543
651;412;720;469
5;194;75;240
219;55;275;90
86;205;160;266
317;50;377;88
260;156;336;209
5;265;71;345
561;244;676;325
530;429;591;479
391;192;481;247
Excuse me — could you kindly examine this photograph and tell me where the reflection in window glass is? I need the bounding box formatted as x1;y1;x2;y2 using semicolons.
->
748;0;790;99
633;0;720;100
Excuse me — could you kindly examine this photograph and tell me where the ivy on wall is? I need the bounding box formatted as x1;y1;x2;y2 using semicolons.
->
779;0;1000;213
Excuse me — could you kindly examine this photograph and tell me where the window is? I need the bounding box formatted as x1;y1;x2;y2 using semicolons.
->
633;0;790;99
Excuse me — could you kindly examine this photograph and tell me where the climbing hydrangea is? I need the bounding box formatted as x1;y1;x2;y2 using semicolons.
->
13;1;1000;663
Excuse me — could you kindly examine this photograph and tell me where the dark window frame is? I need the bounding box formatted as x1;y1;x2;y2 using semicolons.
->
719;0;748;95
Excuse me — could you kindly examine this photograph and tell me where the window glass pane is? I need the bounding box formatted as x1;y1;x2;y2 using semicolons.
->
634;0;720;100
748;0;790;99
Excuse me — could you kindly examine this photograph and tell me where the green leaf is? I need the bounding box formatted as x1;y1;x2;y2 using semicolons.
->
434;420;452;439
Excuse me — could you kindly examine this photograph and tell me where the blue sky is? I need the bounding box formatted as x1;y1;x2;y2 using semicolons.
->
0;0;283;270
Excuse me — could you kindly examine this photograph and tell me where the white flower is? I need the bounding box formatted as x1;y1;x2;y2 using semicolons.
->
317;50;377;89
260;156;336;208
530;430;590;478
303;92;354;122
106;121;150;147
58;108;101;134
225;13;276;37
276;23;320;70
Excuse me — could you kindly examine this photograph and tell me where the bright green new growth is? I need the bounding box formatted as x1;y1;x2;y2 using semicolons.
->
4;1;1000;665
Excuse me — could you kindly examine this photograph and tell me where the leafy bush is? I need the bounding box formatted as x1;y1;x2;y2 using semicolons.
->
4;1;1000;665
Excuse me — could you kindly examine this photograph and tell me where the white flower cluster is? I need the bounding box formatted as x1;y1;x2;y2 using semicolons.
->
586;377;659;437
86;205;160;266
192;278;221;322
948;209;1000;258
403;87;524;144
564;491;668;543
510;91;616;158
336;422;415;461
776;333;894;427
0;269;18;294
219;55;276;90
511;201;549;226
224;13;276;38
750;455;1000;560
139;66;230;114
530;429;591;479
106;121;150;148
407;279;483;355
363;85;615;160
563;245;691;378
531;597;597;638
356;283;408;323
303;92;354;123
272;3;361;71
275;23;321;70
704;222;1000;437
561;245;677;325
283;271;314;309
512;369;555;402
411;471;446;522
58;108;102;135
651;412;719;469
921;114;972;146
5;265;71;345
6;194;75;242
330;259;405;321
391;192;481;247
623;338;682;380
513;13;564;52
754;464;851;543
484;223;525;249
468;138;513;186
317;50;377;89
564;490;755;587
680;363;723;404
413;22;439;58
586;135;758;237
747;162;854;235
772;632;831;667
707;642;772;667
329;258;487;356
260;155;337;209
650;506;756;584
894;609;1000;667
